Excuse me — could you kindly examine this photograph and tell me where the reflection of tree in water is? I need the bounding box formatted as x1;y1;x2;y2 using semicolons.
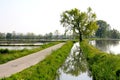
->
95;40;119;52
60;42;88;76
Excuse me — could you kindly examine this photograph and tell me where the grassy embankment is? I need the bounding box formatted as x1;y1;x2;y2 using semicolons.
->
1;41;73;80
80;40;120;80
0;42;60;64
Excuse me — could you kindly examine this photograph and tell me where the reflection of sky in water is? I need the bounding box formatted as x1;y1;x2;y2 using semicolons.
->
109;42;120;54
58;70;91;80
56;42;92;80
90;40;120;54
0;42;44;50
0;46;38;50
0;42;44;45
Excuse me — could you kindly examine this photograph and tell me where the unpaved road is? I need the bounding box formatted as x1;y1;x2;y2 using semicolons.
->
0;43;65;78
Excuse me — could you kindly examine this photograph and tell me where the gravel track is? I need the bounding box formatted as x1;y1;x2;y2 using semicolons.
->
0;43;65;78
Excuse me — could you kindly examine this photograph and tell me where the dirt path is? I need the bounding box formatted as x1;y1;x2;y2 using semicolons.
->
0;43;65;78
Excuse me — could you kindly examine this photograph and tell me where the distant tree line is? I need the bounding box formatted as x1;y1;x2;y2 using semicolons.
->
0;30;74;40
95;20;120;39
1;20;118;40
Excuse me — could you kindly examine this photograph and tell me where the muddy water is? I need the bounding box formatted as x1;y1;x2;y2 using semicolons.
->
56;42;92;80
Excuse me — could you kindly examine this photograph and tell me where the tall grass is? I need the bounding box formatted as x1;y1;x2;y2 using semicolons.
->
80;40;120;80
1;41;73;80
0;42;60;64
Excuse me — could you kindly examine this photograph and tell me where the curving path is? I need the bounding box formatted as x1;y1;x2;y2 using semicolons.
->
0;43;65;78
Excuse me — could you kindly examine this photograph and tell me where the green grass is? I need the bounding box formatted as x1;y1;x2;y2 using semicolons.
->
1;41;73;80
80;40;120;80
0;42;60;64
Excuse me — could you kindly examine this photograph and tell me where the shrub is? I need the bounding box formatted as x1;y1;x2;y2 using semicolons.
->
0;49;9;54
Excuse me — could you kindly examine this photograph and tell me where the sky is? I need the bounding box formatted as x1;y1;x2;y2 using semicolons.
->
0;0;120;35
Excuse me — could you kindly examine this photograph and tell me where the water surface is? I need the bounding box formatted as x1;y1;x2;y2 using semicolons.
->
0;42;44;50
90;40;120;54
0;46;38;50
56;42;92;80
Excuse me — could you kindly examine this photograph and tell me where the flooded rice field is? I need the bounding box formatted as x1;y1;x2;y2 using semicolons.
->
0;42;45;50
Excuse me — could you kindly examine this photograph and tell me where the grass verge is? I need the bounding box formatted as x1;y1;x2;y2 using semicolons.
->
1;41;73;80
0;42;60;64
80;40;120;80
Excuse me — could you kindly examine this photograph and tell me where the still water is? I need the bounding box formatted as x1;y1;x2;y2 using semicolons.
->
56;42;92;80
0;42;44;46
0;42;44;50
0;46;38;50
90;40;120;54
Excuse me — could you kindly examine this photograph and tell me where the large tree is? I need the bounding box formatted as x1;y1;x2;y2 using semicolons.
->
60;7;98;42
6;33;12;40
110;29;120;39
95;20;110;38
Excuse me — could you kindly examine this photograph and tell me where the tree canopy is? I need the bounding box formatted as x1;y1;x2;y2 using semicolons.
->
95;20;120;39
60;7;98;41
95;20;110;38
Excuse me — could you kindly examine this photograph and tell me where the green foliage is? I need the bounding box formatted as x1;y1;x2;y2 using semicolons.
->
0;49;9;54
6;33;12;39
0;42;60;64
60;7;98;41
110;29;120;39
95;20;110;38
1;41;73;80
80;40;120;79
95;20;120;39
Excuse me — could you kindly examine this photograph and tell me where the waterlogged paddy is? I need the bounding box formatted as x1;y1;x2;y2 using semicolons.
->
0;42;45;50
0;46;38;50
90;40;120;54
56;42;92;80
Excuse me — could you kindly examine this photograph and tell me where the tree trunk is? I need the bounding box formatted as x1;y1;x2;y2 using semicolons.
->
79;32;82;42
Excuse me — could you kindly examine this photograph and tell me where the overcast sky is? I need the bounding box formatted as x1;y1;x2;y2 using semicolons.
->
0;0;120;35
